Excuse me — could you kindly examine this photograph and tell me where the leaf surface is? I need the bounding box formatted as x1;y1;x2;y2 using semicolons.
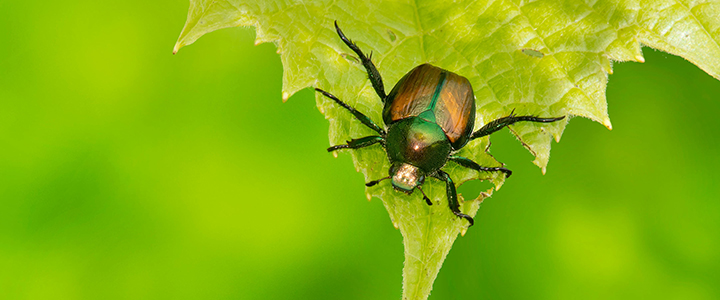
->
174;1;720;299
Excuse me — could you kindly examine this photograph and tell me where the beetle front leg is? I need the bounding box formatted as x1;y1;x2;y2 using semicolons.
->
334;21;387;101
433;170;473;226
328;135;384;152
449;155;512;178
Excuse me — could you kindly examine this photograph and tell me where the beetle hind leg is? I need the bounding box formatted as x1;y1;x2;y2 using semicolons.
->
334;21;387;101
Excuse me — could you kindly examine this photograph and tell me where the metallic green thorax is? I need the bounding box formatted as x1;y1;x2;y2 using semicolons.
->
386;117;451;173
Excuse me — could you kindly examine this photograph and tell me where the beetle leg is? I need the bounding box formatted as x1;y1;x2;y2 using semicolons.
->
315;88;386;136
433;170;473;226
334;21;387;101
328;135;384;152
416;186;433;206
449;155;512;178
469;112;565;141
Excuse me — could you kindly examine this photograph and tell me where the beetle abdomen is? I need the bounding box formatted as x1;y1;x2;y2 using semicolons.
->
384;64;476;150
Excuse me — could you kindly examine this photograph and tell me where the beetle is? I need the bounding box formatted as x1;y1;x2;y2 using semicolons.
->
316;21;565;226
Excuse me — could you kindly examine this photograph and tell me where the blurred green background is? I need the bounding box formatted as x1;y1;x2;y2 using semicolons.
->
1;1;720;299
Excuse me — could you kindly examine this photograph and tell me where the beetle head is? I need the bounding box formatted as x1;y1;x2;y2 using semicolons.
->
390;163;425;193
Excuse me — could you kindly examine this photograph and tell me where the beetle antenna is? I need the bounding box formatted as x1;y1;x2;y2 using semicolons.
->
417;186;432;206
365;176;390;187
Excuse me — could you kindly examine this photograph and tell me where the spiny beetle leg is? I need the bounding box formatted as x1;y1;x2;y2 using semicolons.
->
433;170;473;226
315;88;385;136
334;21;387;101
449;155;512;178
470;112;565;141
327;135;384;152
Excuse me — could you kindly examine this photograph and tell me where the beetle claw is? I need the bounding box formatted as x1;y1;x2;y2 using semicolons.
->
500;167;512;178
453;211;474;227
416;186;432;205
422;194;432;206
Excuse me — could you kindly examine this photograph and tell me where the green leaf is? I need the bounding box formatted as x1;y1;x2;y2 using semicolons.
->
174;1;720;299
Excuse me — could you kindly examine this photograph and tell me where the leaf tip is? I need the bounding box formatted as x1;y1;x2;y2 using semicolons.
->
635;55;645;63
282;91;290;102
603;118;613;130
366;192;372;201
172;43;182;55
492;177;505;191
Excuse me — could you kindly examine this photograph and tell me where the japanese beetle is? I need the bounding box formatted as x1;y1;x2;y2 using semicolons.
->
316;21;565;226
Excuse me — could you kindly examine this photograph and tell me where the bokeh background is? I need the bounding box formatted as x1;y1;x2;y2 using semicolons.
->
2;1;720;299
